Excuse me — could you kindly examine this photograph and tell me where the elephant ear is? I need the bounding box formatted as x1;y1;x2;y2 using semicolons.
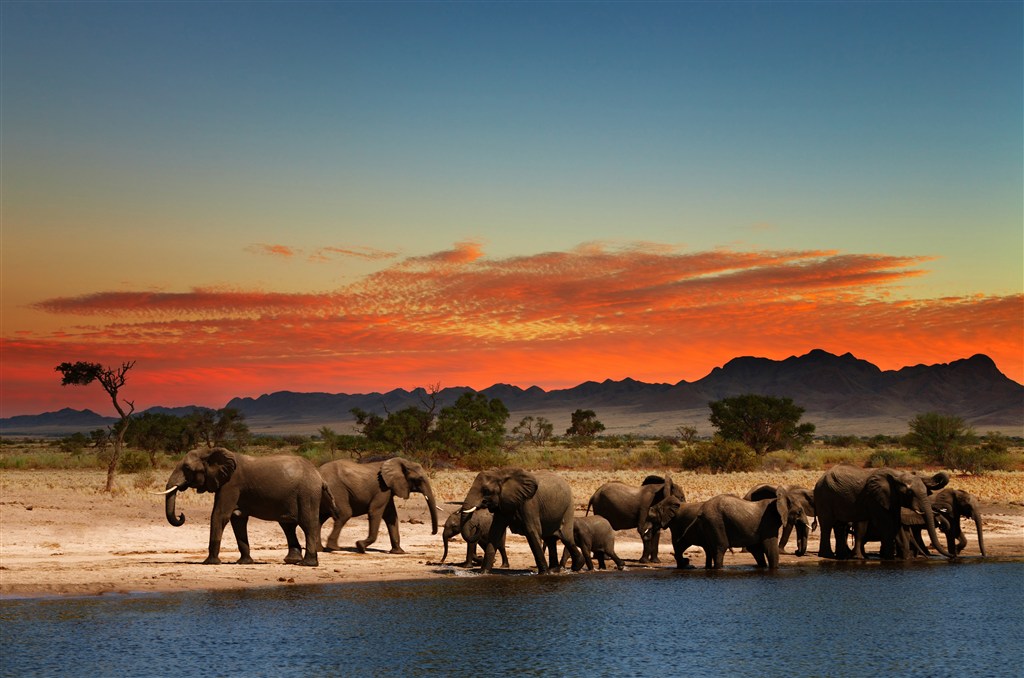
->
923;471;950;494
380;458;411;499
745;484;778;502
902;506;926;526
498;469;538;513
773;487;791;527
864;470;898;511
205;447;237;491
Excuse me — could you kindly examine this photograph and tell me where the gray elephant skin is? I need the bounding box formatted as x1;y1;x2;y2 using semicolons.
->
560;515;625;570
440;508;509;568
744;484;816;556
856;487;986;559
162;447;337;567
460;468;584;574
814;465;951;560
664;492;798;569
586;475;684;563
319;457;439;554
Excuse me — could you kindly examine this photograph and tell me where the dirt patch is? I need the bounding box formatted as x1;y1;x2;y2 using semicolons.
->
1;469;1021;598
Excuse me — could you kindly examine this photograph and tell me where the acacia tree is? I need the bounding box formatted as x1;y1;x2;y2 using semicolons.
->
566;409;605;441
55;361;135;491
708;394;815;455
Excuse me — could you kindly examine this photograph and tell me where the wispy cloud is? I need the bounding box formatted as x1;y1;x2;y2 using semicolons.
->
7;241;1021;412
246;243;296;258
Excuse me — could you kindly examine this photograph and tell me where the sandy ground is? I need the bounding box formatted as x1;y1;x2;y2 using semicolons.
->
2;469;1022;598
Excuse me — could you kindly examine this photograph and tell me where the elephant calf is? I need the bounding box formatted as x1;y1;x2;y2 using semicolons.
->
560;515;624;570
440;509;509;568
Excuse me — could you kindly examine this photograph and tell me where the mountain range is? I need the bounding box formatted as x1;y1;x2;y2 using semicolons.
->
3;350;1021;437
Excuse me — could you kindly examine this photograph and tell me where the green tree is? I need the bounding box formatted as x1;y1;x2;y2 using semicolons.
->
352;405;434;456
318;426;339;459
55;360;135;491
904;412;978;466
707;394;815;455
435;392;510;458
187;407;250;450
566;409;605;440
511;415;555;446
123;412;195;466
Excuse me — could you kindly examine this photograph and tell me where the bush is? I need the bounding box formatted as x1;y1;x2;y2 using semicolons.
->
117;449;150;473
865;448;921;469
460;448;510;471
942;434;1014;474
904;412;978;465
677;436;757;473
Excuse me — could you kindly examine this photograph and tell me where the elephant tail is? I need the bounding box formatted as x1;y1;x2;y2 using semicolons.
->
585;497;593;517
322;482;341;521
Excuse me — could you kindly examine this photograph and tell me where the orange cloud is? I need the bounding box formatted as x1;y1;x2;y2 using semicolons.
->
246;243;295;258
311;246;399;262
4;242;1021;416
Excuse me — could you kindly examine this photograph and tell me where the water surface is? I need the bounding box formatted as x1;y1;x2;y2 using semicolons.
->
2;560;1021;677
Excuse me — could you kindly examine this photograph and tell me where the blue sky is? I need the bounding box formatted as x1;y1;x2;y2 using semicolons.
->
2;1;1021;413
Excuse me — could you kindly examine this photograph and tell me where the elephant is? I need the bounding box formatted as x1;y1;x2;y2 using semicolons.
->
559;515;625;570
319;457;439;554
744;484;816;556
923;487;987;557
460;468;584;574
645;493;709;568
586;475;684;563
856;487;987;559
662;492;798;569
814;465;951;560
440;508;509;568
159;447;337;566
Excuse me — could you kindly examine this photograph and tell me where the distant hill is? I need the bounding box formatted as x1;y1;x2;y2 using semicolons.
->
3;350;1021;437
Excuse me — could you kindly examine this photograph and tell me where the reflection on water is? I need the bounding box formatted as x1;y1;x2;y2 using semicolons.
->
2;560;1022;677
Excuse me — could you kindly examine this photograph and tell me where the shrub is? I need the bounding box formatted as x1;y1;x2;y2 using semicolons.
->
865;448;921;469
117;449;150;473
904;412;978;465
678;436;757;473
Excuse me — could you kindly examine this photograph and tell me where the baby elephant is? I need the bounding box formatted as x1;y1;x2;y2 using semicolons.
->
560;515;625;571
440;509;509;568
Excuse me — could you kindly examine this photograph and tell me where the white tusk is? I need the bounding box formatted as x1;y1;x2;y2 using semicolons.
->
462;506;477;514
149;487;179;495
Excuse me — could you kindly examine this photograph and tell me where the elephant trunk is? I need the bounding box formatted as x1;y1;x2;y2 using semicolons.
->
164;469;186;527
919;490;951;559
424;485;439;536
971;502;987;557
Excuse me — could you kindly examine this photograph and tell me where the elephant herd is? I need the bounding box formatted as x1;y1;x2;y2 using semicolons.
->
157;448;987;573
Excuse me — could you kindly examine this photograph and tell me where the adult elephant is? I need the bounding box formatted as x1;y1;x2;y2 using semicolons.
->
460;468;583;574
645;493;708;569
586;475;684;563
814;465;950;560
864;487;986;559
319;457;439;554
159;447;337;566
744;484;816;556
440;508;509;568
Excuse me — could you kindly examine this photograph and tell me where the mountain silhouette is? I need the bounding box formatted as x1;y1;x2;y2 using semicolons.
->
3;351;1021;436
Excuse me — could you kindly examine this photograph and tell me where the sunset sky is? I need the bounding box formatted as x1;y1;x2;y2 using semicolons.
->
2;2;1021;417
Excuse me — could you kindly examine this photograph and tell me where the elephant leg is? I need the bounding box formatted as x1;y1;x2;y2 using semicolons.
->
749;545;767;568
544;536;561;572
794;521;809;557
778;521;794;553
763;539;780;568
562;533;585;572
711;546;726;569
324;503;353;552
230;511;254;565
381;499;405;554
281;522;304;564
608;547;625;570
497;533;510;568
835;522;854;559
205;506;231;565
356;496;390;553
816;517;835;558
461;542;476;568
525;531;548;574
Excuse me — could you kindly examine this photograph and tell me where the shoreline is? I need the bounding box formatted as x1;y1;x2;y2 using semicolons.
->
2;469;1022;599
